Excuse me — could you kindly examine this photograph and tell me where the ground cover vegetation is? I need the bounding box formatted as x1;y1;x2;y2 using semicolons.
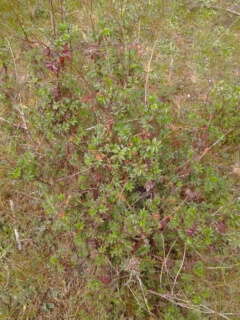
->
1;0;240;319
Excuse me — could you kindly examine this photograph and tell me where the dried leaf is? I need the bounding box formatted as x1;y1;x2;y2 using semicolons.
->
118;193;126;202
186;226;198;236
233;167;240;177
56;211;65;219
159;216;171;231
46;61;59;73
81;92;97;103
140;130;152;140
215;221;227;234
145;180;155;192
183;187;203;203
99;274;112;285
95;153;105;161
152;213;161;222
124;257;140;273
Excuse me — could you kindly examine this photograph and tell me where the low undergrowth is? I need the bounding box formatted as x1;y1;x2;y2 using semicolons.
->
1;0;240;319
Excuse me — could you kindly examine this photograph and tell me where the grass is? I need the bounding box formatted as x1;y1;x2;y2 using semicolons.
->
1;0;240;319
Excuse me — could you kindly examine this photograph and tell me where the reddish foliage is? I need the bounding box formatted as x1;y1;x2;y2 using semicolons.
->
44;43;72;74
58;43;72;68
144;180;155;193
181;187;204;203
46;60;59;73
215;221;227;234
99;275;112;285
159;216;171;231
186;225;198;237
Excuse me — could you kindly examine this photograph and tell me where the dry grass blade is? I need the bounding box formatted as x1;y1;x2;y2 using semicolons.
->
148;290;233;320
144;40;158;106
171;243;187;295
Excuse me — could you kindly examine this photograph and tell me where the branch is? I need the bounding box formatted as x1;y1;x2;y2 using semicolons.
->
148;290;232;320
208;6;240;17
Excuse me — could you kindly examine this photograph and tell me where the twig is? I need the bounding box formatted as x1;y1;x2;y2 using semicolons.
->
14;228;22;251
85;125;97;131
60;0;65;23
137;20;141;43
171;243;187;294
4;266;10;289
159;234;166;285
160;239;176;285
206;264;240;270
195;5;240;45
127;284;143;311
6;38;18;81
0;247;10;260
196;129;233;161
207;5;240;17
56;168;90;181
148;290;232;320
49;0;56;38
6;38;28;130
9;200;22;251
137;275;153;316
8;3;30;41
144;40;158;106
175;128;233;175
0;117;11;124
15;104;28;130
168;55;174;82
125;271;153;315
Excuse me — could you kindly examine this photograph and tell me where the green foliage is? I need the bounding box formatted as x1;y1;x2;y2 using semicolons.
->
1;0;240;319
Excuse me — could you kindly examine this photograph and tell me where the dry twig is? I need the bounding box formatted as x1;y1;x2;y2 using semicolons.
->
144;40;158;106
148;290;233;320
171;243;187;294
9;200;22;251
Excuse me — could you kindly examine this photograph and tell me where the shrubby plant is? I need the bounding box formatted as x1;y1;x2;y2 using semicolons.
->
0;0;240;319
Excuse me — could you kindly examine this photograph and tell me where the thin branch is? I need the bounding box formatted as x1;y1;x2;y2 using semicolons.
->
6;38;18;81
189;4;240;45
49;0;56;38
60;0;65;23
137;276;153;316
0;117;11;125
191;3;240;17
161;239;176;285
15;104;28;130
159;234;166;285
208;6;240;17
56;168;90;181
148;290;232;320
144;40;158;106
206;264;240;270
10;200;22;251
14;228;22;251
212;13;240;47
196;129;233;161
6;38;28;131
171;243;187;295
127;284;143;310
175;128;233;176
